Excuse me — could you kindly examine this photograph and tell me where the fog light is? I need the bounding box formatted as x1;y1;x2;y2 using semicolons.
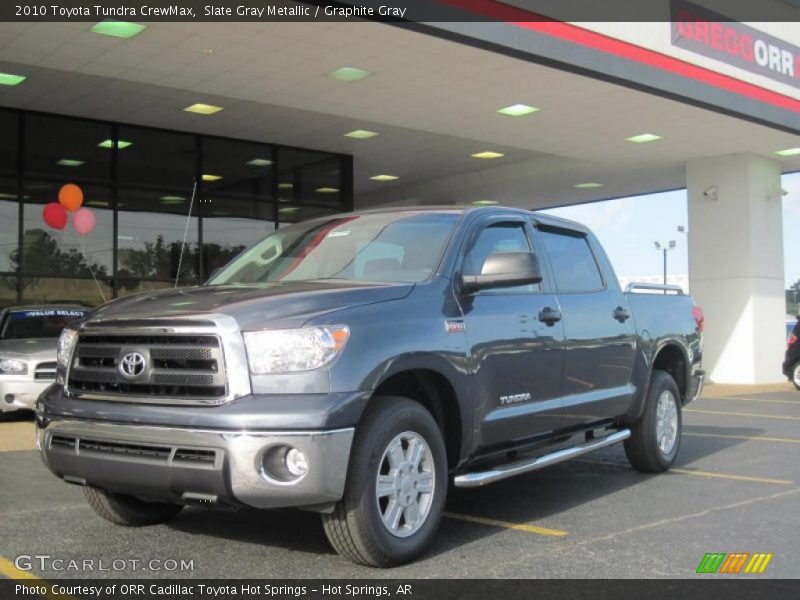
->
260;445;309;484
285;448;309;477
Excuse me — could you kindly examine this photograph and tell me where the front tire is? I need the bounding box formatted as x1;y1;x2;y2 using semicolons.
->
625;370;682;473
322;397;447;567
84;486;183;526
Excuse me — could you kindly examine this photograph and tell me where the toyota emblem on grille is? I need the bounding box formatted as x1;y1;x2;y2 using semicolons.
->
119;351;147;378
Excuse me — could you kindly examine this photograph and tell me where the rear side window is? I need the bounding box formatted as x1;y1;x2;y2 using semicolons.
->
539;229;604;292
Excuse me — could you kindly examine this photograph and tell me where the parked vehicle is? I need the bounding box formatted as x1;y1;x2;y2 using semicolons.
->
0;305;90;414
784;319;800;389
36;208;704;566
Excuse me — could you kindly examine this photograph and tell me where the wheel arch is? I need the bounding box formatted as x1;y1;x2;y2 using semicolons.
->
651;341;690;403
368;358;468;471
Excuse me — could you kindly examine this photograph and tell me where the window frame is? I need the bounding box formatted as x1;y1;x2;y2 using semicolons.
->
534;223;607;294
458;215;550;296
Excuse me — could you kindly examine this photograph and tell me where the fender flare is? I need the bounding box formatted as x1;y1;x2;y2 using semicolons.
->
625;338;691;422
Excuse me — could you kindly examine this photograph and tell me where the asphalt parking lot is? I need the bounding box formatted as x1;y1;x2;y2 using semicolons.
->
1;386;798;580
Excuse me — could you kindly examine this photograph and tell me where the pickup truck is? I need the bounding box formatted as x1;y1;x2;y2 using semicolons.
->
37;207;704;567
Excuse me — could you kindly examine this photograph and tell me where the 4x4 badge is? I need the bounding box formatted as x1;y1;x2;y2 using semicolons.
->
445;320;466;333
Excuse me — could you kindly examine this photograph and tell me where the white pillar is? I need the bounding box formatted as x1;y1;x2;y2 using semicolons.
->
687;154;785;384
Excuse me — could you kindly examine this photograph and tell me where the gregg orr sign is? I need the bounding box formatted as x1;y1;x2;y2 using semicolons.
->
671;0;800;89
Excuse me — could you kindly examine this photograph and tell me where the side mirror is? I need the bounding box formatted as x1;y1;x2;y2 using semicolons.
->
461;252;543;293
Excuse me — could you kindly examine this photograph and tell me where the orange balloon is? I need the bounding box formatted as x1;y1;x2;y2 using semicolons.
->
58;183;83;212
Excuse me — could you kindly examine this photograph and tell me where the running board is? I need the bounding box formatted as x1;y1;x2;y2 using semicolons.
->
453;429;631;488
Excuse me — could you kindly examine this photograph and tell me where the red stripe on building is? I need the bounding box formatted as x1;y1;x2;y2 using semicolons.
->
439;0;800;114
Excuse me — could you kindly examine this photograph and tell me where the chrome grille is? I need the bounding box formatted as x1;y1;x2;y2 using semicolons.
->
34;361;57;381
68;334;226;402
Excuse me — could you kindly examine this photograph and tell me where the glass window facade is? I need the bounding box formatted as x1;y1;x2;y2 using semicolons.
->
0;109;352;308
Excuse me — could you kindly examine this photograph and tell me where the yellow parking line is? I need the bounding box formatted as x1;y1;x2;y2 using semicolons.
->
444;511;567;537
670;468;793;486
684;432;800;445
705;396;800;406
685;408;800;421
0;556;38;581
0;557;71;600
577;458;793;485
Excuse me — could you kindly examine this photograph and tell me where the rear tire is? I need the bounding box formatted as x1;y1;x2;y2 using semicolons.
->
791;362;800;391
322;396;447;567
625;370;682;473
84;486;183;526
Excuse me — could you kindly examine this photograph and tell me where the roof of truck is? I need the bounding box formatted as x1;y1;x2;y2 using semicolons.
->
352;205;591;234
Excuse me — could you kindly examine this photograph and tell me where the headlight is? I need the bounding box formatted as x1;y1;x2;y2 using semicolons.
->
57;329;78;370
0;358;26;374
243;326;349;374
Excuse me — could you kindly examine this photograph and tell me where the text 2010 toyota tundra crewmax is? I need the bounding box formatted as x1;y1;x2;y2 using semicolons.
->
37;207;704;566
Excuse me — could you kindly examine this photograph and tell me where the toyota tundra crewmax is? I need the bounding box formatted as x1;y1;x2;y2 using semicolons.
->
37;207;704;567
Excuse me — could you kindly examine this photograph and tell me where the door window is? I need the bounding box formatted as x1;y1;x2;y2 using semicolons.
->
464;222;540;293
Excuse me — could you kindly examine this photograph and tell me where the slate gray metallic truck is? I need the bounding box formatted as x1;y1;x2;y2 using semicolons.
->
37;207;704;566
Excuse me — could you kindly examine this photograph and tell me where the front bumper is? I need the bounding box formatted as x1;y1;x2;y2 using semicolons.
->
37;419;354;510
0;379;51;412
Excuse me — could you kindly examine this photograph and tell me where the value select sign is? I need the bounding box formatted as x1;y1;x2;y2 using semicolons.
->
670;0;800;90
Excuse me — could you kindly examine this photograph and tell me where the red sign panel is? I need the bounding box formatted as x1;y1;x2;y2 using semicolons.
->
671;0;799;90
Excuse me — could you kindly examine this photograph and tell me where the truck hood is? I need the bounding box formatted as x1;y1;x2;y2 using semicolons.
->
90;280;414;330
0;338;58;361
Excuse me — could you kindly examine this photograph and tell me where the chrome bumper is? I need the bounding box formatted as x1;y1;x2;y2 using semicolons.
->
690;370;706;403
37;419;354;510
0;379;51;412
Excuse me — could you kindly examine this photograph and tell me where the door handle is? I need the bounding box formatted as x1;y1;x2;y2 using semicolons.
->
613;306;631;322
538;307;562;325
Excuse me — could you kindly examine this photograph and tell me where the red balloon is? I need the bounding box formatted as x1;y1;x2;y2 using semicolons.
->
42;202;68;230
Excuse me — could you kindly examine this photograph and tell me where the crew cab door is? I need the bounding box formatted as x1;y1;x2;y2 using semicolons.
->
535;223;637;427
457;216;565;452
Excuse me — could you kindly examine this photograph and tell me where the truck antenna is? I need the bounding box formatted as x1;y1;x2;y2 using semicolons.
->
174;178;198;289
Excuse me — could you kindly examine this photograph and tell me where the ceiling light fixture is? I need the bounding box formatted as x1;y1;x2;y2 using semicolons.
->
184;103;224;115
775;147;800;157
497;104;539;116
90;20;146;39
574;182;604;189
329;67;372;82
56;159;84;167
343;129;379;139
202;174;222;182
370;175;399;181
315;187;339;193
471;151;505;159
626;133;663;143
0;72;26;86
472;200;498;206
97;139;132;149
278;182;294;189
246;158;273;166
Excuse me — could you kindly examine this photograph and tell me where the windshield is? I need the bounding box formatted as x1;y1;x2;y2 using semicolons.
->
1;309;89;340
209;212;461;286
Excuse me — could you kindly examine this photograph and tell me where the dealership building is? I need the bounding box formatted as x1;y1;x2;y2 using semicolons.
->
0;0;797;384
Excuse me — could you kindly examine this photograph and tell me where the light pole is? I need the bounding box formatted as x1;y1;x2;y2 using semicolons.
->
654;240;676;288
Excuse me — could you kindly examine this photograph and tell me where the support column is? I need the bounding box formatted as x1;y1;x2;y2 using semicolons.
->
687;154;785;384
